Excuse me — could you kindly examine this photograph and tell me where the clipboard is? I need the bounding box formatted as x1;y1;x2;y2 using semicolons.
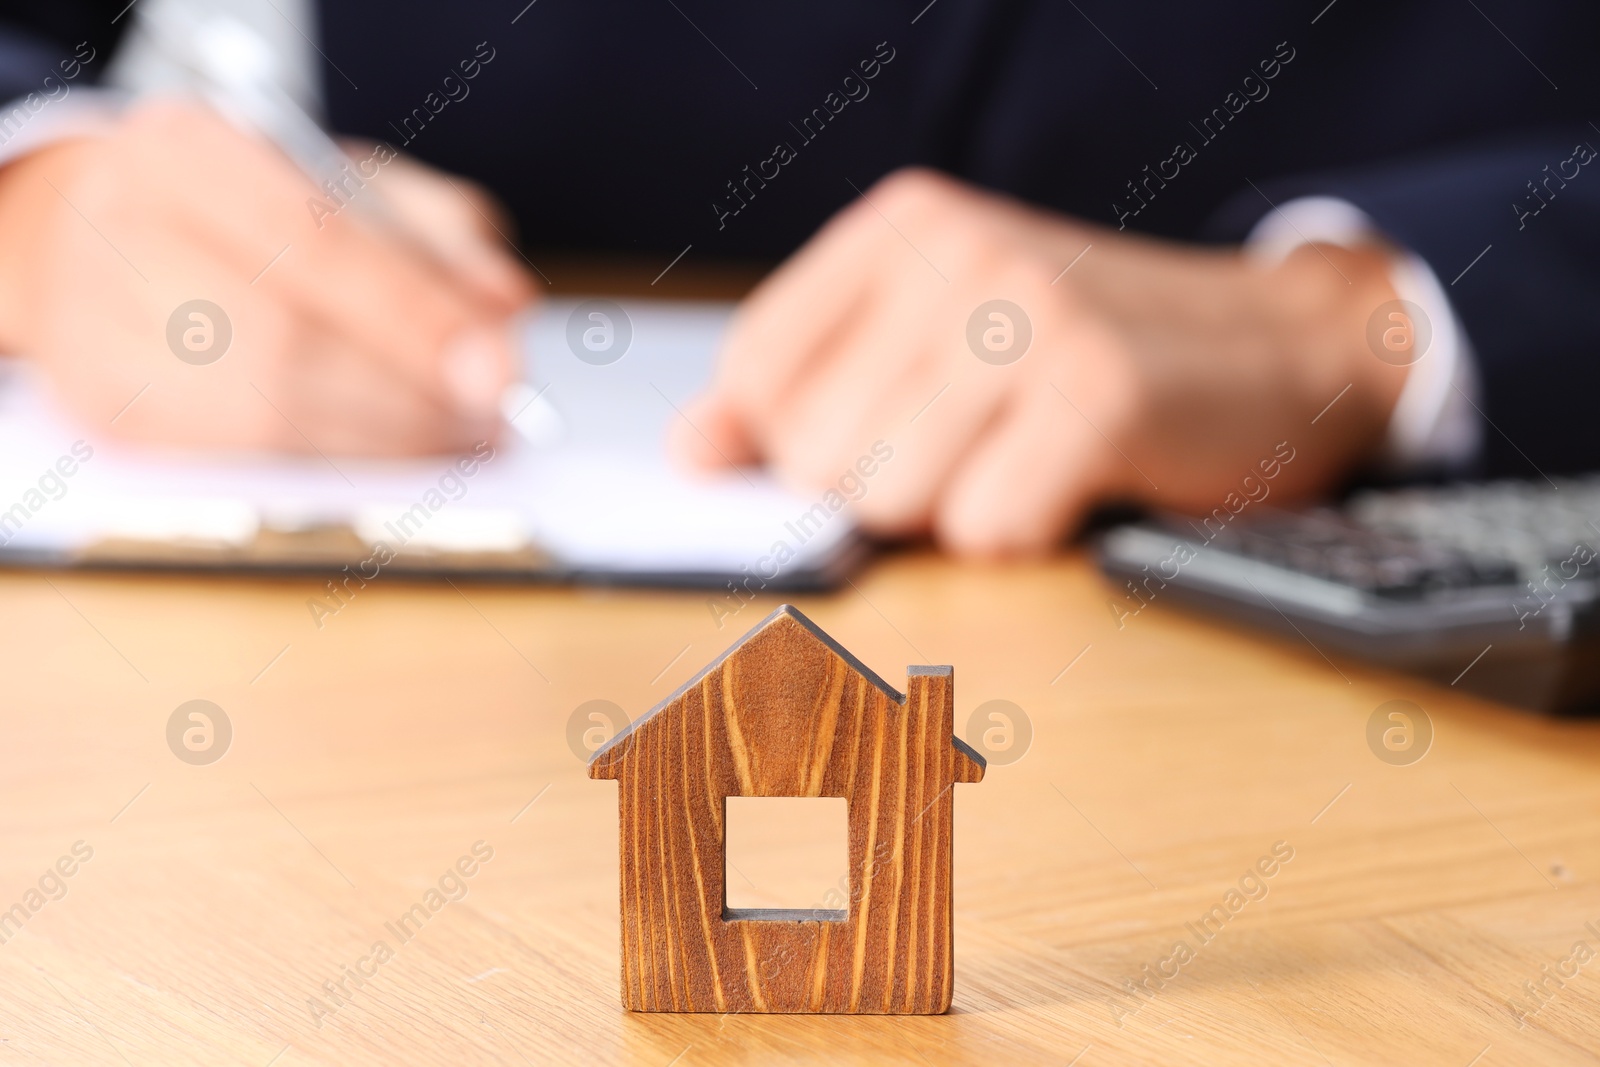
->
0;299;867;590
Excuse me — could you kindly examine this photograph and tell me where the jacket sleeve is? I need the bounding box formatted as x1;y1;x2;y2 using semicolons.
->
1209;129;1600;479
0;2;129;100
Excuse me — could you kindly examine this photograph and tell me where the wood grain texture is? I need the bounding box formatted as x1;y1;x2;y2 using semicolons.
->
1;551;1598;1065
589;606;984;1013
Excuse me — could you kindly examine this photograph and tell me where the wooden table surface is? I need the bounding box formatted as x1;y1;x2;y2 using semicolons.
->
2;551;1598;1066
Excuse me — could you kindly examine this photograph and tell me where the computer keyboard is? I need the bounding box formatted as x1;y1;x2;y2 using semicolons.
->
1097;478;1600;714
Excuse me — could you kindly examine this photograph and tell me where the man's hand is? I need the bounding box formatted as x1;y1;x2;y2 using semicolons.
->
671;169;1410;556
0;98;536;454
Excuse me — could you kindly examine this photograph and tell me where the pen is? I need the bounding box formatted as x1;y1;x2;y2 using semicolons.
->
145;10;562;447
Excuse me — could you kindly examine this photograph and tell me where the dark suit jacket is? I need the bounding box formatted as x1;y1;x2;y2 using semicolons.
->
3;0;1596;476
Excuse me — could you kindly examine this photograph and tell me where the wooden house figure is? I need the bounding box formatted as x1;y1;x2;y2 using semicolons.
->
589;604;985;1014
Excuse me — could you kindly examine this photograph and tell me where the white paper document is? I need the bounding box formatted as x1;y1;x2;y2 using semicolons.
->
0;299;859;585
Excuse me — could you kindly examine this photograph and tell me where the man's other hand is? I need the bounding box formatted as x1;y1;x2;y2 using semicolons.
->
671;168;1411;556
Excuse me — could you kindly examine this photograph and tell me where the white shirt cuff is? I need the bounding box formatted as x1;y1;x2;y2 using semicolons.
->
1245;195;1483;472
0;87;125;169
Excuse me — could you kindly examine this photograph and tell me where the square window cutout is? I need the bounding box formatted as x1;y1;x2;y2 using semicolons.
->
724;796;849;921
